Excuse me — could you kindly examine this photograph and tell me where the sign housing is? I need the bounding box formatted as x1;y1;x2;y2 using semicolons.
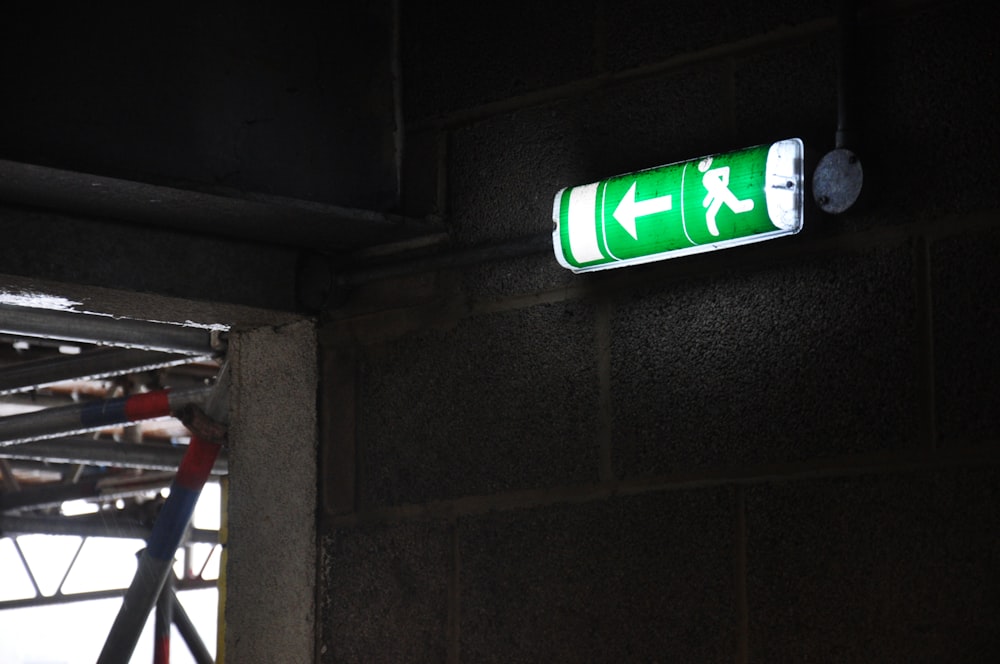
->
553;138;804;272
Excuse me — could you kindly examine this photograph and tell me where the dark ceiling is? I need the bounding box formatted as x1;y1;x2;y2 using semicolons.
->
0;1;441;253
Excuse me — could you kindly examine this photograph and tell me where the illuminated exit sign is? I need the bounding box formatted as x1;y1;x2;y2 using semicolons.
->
552;138;803;272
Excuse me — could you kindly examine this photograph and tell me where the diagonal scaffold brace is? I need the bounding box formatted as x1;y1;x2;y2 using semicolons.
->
96;364;230;664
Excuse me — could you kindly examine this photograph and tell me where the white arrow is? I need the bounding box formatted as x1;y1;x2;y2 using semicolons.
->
612;181;672;240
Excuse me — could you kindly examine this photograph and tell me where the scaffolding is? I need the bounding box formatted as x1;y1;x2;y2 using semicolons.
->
0;305;228;663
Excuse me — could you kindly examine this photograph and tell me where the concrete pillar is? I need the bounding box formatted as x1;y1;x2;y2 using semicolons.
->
226;320;317;662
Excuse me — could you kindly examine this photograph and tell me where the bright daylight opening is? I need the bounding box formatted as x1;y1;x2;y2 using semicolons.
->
0;301;227;663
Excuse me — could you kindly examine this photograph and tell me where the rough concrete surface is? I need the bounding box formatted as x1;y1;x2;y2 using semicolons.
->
459;488;737;663
747;469;1000;662
227;320;317;663
320;520;451;663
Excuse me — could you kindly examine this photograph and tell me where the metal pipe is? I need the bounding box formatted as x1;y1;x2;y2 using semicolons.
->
0;158;444;251
0;513;149;539
0;471;176;512
835;0;859;150
97;435;224;663
0;386;212;446
0;458;81;483
155;574;173;664
98;364;228;662
54;536;85;596
0;347;209;396
11;538;41;598
67;463;87;483
0;304;225;355
0;577;216;611
171;589;215;664
0;514;218;542
0;458;19;491
1;437;229;474
0;392;78;408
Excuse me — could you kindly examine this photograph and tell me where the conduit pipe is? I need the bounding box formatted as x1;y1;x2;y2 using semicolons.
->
812;0;864;214
835;0;859;151
0;304;225;355
0;386;212;446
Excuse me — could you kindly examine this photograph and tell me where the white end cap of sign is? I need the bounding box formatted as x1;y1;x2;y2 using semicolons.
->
764;138;803;231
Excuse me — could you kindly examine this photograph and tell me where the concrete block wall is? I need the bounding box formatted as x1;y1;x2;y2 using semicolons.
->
319;1;1000;661
0;205;300;311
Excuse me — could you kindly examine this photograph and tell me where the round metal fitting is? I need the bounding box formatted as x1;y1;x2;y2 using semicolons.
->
812;148;864;215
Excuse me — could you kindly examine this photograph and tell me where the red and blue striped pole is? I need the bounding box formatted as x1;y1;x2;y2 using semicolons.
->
96;364;228;664
0;386;212;446
97;430;224;663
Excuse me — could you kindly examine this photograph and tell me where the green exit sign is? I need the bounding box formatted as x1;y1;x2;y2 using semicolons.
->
553;138;803;272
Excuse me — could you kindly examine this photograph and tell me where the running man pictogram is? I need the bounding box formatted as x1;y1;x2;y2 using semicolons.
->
698;157;755;236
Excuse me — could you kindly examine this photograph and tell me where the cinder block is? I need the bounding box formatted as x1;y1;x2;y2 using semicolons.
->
611;243;919;478
746;468;1000;662
603;0;733;72
401;0;598;121
857;2;1000;223
459;488;737;662
455;252;577;302
0;206;298;310
582;63;732;176
401;128;444;219
603;0;838;72
727;0;839;41
932;227;1000;446
448;63;729;247
732;35;838;152
357;302;601;508
320;521;451;663
321;345;357;515
227;322;317;664
448;101;603;247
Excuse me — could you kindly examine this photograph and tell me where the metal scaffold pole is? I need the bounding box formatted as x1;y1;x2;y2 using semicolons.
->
96;435;225;662
0;385;212;446
1;437;229;474
172;589;215;664
155;574;174;664
0;347;208;396
0;304;225;356
96;366;228;664
0;471;177;512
